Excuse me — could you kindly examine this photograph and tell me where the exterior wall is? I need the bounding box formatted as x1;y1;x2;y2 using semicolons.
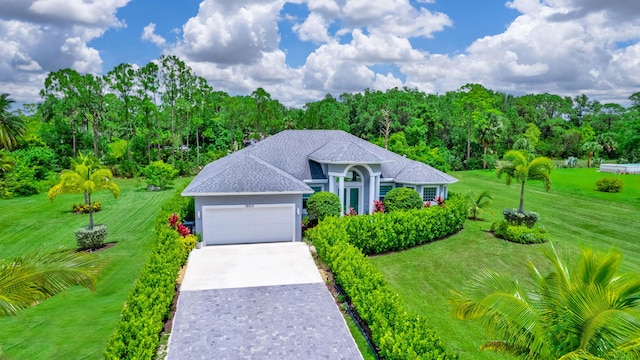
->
396;183;449;204
192;194;303;241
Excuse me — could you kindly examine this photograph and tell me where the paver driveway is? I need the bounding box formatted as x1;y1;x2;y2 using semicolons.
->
167;242;363;359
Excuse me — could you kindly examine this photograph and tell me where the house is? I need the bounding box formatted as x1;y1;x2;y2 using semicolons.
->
182;130;457;246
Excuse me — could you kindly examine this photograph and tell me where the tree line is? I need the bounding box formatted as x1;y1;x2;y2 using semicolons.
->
1;55;639;197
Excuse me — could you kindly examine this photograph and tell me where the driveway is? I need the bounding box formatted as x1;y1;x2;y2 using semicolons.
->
167;242;363;359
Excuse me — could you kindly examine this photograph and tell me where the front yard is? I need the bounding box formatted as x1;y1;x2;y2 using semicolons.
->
370;169;640;359
0;178;189;359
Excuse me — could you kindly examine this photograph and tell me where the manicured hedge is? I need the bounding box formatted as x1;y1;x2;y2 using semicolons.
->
103;186;194;360
336;195;467;255
491;220;548;244
309;215;458;359
383;187;423;212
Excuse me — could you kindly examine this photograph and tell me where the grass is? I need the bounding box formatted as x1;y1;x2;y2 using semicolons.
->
0;178;189;359
369;168;640;359
343;313;377;360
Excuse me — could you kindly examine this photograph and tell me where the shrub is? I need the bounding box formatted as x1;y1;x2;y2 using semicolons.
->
72;201;102;214
491;220;548;244
596;177;623;193
141;160;179;190
383;187;423;212
104;185;194;360
74;224;108;251
308;219;457;359
335;195;466;255
503;208;539;228
306;191;341;220
565;156;578;168
372;200;385;213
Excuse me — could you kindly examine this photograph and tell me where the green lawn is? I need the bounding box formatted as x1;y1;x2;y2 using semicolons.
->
370;168;640;359
0;178;188;359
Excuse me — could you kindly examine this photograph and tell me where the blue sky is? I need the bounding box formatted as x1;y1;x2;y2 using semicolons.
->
1;0;639;107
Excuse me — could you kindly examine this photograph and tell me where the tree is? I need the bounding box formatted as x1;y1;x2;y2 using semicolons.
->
0;149;13;173
582;141;601;168
450;245;640;359
106;63;136;160
48;153;120;229
476;113;503;169
0;248;102;316
496;150;553;214
0;93;27;150
466;190;493;220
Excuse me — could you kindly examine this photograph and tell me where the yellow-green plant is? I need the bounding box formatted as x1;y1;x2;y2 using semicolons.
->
497;150;553;214
48;153;120;229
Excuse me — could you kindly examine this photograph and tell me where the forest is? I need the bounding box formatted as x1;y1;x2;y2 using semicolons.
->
1;54;639;198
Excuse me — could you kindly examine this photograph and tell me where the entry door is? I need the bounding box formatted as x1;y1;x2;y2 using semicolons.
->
343;187;359;213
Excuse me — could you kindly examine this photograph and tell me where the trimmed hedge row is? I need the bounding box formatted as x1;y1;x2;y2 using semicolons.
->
103;186;194;359
336;195;467;255
309;218;458;359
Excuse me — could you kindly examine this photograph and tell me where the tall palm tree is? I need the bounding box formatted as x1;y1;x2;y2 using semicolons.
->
0;93;26;150
497;150;553;213
48;153;120;229
0;248;102;316
450;245;640;359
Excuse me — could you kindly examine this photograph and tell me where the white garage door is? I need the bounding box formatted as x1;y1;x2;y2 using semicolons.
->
202;204;295;245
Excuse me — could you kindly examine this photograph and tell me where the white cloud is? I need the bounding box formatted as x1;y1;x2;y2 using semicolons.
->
293;12;331;43
142;23;167;47
0;0;130;103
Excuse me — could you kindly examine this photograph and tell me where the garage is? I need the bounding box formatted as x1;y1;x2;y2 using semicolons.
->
202;204;295;245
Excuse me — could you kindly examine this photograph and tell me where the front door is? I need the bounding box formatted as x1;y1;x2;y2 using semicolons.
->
344;187;359;214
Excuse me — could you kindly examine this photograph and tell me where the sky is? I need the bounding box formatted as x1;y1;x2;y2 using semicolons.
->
1;0;639;108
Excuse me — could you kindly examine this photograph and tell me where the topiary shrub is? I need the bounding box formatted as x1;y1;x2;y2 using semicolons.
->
596;177;623;193
141;160;179;190
491;220;547;244
383;187;423;212
307;191;341;221
74;224;108;251
503;208;539;228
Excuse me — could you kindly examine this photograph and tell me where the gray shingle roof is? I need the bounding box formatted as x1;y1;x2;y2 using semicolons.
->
183;130;457;195
309;141;388;164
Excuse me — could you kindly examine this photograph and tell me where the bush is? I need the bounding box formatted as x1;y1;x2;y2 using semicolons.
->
565;156;578;168
72;201;102;214
491;220;547;244
383;187;423;212
308;219;457;359
103;185;194;360
336;195;467;255
141;160;179;190
503;208;539;228
74;224;108;251
306;191;341;220
596;177;623;193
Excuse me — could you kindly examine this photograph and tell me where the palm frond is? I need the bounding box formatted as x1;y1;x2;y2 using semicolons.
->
0;248;104;316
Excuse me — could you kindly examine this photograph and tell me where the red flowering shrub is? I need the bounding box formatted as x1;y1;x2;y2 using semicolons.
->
373;200;385;213
345;207;358;216
168;213;179;228
168;212;190;237
424;201;432;208
176;223;191;237
435;196;445;207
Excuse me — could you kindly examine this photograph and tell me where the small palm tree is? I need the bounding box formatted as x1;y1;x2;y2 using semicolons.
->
449;245;640;359
0;149;13;173
0;248;102;316
48;153;120;229
0;93;26;151
467;190;493;220
497;150;553;214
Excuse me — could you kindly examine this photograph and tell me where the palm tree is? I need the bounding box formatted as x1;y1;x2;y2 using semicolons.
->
477;113;503;169
0;93;26;150
48;153;120;229
467;190;493;220
497;150;553;214
582;141;602;168
0;248;102;316
449;245;640;359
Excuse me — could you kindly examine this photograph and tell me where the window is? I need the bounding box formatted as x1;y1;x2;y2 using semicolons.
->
379;185;393;201
423;187;437;202
345;170;361;182
303;186;323;209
